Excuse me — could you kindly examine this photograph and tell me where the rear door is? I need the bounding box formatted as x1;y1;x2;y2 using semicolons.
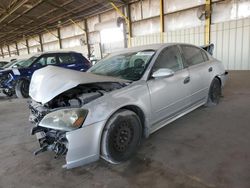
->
180;45;213;105
147;45;191;129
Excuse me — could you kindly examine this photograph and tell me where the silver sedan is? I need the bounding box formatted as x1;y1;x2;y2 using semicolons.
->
29;43;228;169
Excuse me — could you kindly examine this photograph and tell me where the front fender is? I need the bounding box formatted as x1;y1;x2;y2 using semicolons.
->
82;81;151;134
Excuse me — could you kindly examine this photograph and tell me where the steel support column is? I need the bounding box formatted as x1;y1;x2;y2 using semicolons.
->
57;28;62;49
7;45;11;57
110;2;131;47
1;47;4;58
160;0;164;43
205;0;211;45
69;18;90;59
15;42;19;56
84;19;91;59
39;34;44;52
26;39;30;54
125;4;132;48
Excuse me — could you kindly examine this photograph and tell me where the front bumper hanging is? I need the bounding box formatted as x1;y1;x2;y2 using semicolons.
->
31;126;68;158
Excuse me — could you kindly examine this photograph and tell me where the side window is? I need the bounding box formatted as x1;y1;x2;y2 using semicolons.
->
153;46;184;72
46;56;57;65
35;57;46;66
181;46;205;66
58;54;77;64
35;55;57;66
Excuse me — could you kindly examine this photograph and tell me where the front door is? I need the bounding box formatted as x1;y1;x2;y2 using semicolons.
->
28;54;57;78
147;45;191;130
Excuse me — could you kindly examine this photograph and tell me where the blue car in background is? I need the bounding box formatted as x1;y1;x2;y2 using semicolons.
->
0;51;91;98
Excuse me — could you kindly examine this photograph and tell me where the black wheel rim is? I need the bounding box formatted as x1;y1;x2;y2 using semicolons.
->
111;121;134;153
21;81;29;96
211;80;221;103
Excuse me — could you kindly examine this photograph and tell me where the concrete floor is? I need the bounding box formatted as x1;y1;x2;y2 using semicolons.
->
0;71;249;188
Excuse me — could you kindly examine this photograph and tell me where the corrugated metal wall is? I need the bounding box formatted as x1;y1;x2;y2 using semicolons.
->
131;17;250;70
211;17;250;70
131;27;205;48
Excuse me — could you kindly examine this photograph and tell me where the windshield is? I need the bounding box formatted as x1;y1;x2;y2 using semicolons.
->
89;50;155;81
18;56;38;68
2;61;14;68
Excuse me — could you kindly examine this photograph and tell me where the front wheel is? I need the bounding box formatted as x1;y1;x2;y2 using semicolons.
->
206;77;221;106
15;80;30;98
101;109;142;164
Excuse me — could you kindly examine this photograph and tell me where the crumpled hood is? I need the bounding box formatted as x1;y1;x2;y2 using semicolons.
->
29;66;128;104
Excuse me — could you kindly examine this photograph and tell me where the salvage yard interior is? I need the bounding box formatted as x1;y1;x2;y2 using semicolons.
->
0;0;250;188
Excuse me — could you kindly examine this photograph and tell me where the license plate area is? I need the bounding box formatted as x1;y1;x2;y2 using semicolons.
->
35;131;46;140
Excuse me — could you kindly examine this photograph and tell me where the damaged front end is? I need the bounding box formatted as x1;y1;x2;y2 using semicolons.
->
0;72;15;96
31;126;68;158
29;82;126;167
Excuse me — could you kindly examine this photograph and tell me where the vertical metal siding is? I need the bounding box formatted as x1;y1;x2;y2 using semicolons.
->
131;17;250;70
211;17;250;70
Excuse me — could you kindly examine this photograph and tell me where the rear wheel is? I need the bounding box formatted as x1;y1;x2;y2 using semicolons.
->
206;77;221;106
101;109;142;164
15;80;30;98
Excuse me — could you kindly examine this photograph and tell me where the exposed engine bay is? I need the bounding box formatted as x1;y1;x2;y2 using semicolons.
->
29;82;125;123
29;82;126;158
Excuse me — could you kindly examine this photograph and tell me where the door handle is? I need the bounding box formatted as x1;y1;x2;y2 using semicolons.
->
208;67;213;72
183;76;190;84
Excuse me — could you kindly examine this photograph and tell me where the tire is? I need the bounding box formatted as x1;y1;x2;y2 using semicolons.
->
15;80;30;98
101;109;142;164
206;77;221;107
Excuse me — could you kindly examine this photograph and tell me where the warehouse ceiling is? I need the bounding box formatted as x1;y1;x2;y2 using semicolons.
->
0;0;127;45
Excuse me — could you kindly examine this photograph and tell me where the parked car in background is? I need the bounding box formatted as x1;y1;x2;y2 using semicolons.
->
0;51;91;97
29;43;228;169
1;59;27;70
0;61;9;69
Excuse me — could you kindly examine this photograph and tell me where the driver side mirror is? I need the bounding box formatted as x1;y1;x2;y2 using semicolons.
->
152;68;174;79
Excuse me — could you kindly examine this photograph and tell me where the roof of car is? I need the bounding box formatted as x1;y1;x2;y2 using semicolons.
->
118;43;166;53
110;43;187;55
109;43;204;56
33;51;80;56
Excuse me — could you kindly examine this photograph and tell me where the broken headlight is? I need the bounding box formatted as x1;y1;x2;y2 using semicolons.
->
39;108;88;131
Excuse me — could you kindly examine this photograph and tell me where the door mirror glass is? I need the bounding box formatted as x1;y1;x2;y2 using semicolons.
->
152;68;174;78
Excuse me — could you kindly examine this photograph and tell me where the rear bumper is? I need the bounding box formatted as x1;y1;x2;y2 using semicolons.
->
218;71;228;87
